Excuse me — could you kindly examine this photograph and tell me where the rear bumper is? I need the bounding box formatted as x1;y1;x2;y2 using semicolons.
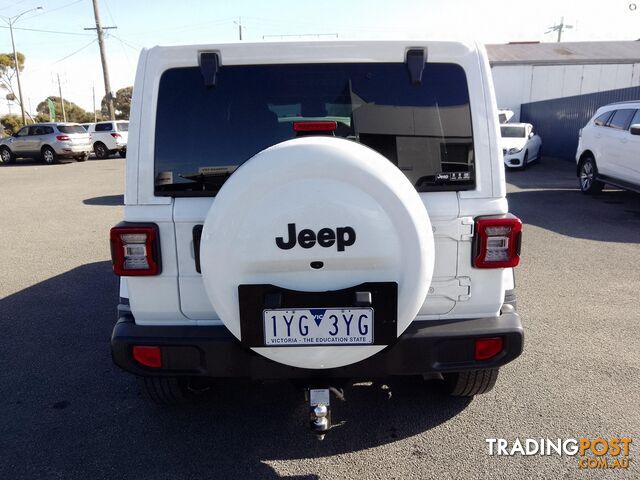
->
56;144;91;156
111;306;524;379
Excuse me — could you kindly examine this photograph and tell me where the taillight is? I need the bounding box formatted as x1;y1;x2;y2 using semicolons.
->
473;215;522;268
111;132;122;138
132;346;162;368
110;223;161;276
56;135;70;141
474;337;504;361
293;121;337;132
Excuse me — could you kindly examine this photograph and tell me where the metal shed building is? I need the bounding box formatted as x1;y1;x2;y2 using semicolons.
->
487;41;640;159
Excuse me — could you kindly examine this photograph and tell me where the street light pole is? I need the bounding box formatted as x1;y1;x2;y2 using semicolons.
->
2;6;43;126
8;24;26;125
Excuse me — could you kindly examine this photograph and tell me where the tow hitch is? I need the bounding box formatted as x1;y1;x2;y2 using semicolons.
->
307;387;345;440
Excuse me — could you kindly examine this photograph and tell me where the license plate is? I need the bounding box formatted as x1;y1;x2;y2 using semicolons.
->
263;308;374;346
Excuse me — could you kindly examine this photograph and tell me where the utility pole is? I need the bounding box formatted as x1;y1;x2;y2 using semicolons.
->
235;17;242;40
92;83;97;122
86;0;116;120
546;16;573;42
57;73;67;122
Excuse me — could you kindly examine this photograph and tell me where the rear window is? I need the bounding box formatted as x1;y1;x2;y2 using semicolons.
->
117;122;129;132
154;63;474;196
607;109;635;130
95;123;113;132
57;125;86;134
500;126;525;138
594;111;612;126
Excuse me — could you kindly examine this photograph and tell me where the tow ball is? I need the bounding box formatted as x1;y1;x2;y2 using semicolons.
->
307;387;345;440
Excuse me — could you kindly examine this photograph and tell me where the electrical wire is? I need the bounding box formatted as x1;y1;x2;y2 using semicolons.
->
28;0;86;18
52;37;97;64
110;34;142;51
0;25;93;36
0;0;31;13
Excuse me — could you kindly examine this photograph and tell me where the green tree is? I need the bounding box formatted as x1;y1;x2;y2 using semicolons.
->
101;86;132;120
0;52;25;108
36;96;93;123
0;114;23;136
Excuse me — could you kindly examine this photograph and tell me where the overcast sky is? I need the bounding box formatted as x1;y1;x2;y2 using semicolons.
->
0;0;638;116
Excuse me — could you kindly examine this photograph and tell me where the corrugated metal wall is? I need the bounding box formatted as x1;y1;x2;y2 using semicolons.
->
492;63;640;121
520;86;640;160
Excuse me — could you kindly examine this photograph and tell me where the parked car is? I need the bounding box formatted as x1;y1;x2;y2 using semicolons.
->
576;100;640;194
109;41;524;433
88;120;128;159
0;123;91;165
500;123;542;168
497;108;514;124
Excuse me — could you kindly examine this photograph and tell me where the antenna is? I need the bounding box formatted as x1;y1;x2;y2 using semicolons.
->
545;16;573;42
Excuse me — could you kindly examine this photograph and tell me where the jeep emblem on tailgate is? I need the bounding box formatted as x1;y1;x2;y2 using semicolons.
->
275;223;356;251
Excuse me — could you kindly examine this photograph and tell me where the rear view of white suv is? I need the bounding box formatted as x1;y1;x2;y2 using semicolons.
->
89;120;128;159
576;101;640;194
109;41;524;430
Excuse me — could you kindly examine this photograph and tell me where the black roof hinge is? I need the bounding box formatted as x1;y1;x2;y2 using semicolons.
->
406;48;427;85
199;51;220;88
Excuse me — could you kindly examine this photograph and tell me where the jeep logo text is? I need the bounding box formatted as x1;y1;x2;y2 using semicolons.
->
275;223;356;251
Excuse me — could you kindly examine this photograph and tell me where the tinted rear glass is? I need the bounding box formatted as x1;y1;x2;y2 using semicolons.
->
607;109;635;130
95;123;112;132
117;122;129;132
58;125;86;134
594;111;612;126
500;126;525;138
154;63;474;196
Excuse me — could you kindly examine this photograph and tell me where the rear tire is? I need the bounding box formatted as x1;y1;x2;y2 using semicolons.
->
118;149;126;158
442;368;499;396
41;146;57;165
0;146;15;164
75;153;88;162
579;156;604;194
94;142;108;159
138;376;198;405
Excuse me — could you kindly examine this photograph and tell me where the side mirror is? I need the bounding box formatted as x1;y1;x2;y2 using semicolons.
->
12;132;18;137
528;132;534;139
630;124;640;136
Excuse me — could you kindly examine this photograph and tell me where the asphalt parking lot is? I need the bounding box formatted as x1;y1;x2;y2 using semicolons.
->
0;156;638;479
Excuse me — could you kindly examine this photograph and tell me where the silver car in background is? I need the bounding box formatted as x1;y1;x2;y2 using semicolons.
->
0;123;92;165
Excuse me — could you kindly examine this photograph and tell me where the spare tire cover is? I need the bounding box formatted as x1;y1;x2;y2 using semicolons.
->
200;137;434;369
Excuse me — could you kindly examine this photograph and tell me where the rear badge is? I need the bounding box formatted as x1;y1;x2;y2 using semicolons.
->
435;172;471;182
275;223;356;251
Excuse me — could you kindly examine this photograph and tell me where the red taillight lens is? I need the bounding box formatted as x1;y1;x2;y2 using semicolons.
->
133;346;162;368
110;224;161;276
56;135;70;141
111;132;122;138
473;216;522;268
293;121;337;132
474;337;504;361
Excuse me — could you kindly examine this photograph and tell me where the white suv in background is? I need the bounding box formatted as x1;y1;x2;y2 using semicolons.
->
576;101;640;194
88;120;129;159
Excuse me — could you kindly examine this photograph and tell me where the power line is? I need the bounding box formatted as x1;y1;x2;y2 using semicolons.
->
52;37;97;64
110;34;142;51
0;0;30;13
0;24;93;36
28;0;86;18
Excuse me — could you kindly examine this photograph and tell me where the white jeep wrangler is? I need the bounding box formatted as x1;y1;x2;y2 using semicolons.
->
110;40;523;431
